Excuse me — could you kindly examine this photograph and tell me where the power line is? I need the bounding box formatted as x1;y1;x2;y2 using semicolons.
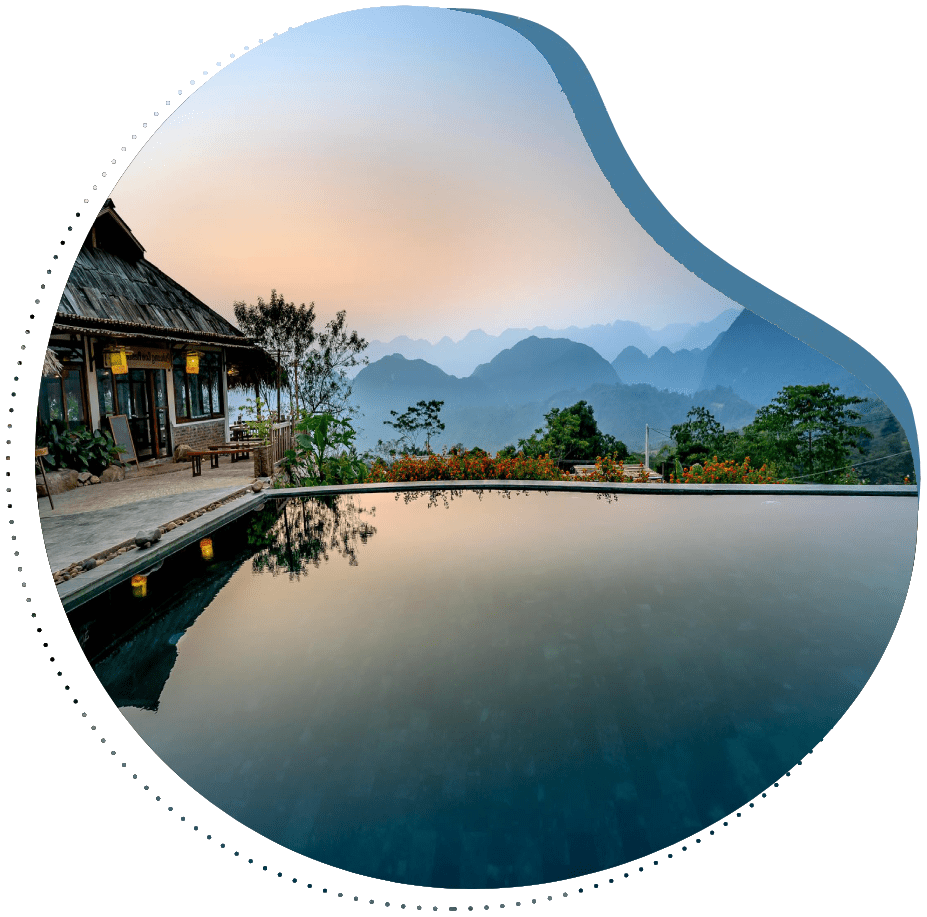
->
779;449;913;482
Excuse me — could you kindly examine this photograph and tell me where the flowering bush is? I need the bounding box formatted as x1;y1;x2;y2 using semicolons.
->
837;467;868;485
573;453;631;483
366;448;570;483
668;456;780;484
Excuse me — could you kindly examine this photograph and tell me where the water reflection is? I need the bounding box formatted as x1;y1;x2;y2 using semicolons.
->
247;496;377;575
71;490;916;888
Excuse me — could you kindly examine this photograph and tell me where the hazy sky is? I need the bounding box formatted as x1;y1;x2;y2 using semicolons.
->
112;6;737;343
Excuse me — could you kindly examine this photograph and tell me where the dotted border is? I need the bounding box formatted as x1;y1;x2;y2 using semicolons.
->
10;21;827;912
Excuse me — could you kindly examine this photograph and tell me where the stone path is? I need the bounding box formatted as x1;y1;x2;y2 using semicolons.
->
39;456;259;571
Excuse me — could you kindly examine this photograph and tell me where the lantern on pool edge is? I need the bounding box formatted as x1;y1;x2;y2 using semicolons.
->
200;538;214;562
131;574;147;598
186;350;203;374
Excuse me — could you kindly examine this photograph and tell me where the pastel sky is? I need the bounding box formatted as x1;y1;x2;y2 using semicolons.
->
112;6;737;344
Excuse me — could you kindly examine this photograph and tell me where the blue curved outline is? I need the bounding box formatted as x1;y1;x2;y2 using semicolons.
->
454;8;919;485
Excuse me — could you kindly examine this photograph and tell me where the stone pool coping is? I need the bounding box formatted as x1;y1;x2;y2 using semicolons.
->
57;486;267;612
56;479;916;612
267;480;918;498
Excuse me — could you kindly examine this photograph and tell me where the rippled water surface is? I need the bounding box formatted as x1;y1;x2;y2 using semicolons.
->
70;491;916;888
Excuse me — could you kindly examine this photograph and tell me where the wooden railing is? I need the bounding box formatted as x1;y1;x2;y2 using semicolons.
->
270;421;293;466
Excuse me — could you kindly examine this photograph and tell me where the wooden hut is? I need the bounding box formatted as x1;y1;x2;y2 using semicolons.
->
41;199;265;461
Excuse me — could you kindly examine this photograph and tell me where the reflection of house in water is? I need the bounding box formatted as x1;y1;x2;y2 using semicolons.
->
80;548;246;711
74;497;378;710
40;199;269;460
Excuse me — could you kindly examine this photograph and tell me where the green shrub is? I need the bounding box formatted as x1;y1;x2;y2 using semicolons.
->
40;422;122;475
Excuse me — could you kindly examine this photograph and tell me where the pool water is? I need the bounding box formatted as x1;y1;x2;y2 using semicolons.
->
70;490;916;888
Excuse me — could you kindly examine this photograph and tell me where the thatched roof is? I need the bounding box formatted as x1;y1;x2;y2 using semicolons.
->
226;345;282;391
57;199;257;348
42;348;62;377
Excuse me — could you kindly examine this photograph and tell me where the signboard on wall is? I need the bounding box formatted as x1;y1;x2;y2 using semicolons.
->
127;347;172;370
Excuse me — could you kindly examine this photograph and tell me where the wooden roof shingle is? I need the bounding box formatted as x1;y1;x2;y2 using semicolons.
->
58;201;252;345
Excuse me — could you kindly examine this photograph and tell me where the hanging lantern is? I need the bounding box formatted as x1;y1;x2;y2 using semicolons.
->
227;366;239;378
111;351;129;375
199;537;214;562
186;350;203;374
131;574;147;598
104;345;131;375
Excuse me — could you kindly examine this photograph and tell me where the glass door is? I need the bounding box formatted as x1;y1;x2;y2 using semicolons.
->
116;369;154;460
150;369;170;458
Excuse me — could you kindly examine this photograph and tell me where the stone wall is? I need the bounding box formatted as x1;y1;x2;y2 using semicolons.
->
170;419;225;453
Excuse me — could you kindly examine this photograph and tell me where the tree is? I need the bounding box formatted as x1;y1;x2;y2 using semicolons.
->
382;399;446;453
296;310;368;419
670;406;727;466
518;400;628;464
744;383;867;482
233;290;314;419
233;292;367;422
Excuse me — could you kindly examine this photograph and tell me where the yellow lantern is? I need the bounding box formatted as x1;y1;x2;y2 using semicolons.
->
104;345;130;374
131;574;147;598
200;537;214;561
186;350;202;374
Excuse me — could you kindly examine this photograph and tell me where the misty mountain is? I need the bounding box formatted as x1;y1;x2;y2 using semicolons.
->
698;309;872;405
611;343;716;394
352;337;619;418
673;308;742;350
354;308;742;377
471;337;620;405
349;334;756;454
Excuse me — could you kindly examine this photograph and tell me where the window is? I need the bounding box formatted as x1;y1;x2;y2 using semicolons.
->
172;351;224;420
38;344;87;432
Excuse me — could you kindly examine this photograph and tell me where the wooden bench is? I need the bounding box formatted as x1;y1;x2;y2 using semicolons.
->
190;447;251;476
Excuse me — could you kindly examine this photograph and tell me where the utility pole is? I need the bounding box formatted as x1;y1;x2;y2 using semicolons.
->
645;424;650;470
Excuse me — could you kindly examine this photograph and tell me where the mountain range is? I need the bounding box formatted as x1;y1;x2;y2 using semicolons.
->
353;308;742;378
349;309;880;455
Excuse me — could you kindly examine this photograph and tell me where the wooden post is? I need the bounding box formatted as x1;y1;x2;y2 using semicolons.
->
35;448;54;510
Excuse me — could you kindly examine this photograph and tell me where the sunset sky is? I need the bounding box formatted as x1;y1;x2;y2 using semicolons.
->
112;6;737;344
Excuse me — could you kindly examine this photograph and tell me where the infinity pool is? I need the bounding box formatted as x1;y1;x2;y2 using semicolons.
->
69;490;916;888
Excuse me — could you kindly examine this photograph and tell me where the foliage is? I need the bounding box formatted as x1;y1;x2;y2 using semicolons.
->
836;467;869;485
239;396;275;444
382;399;446;454
280;411;367;487
247;496;376;576
366;448;570;483
232;290;306;416
668;456;780;484
848;403;916;484
296;310;369;419
233;290;368;421
662;384;887;483
41;421;122;474
743;383;867;483
670;406;728;467
518;401;627;464
573;453;631;482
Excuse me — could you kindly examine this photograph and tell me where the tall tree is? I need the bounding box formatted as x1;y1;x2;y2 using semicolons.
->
296;310;368;419
671;406;727;466
233;293;367;423
744;383;867;481
233;290;314;419
519;400;627;463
